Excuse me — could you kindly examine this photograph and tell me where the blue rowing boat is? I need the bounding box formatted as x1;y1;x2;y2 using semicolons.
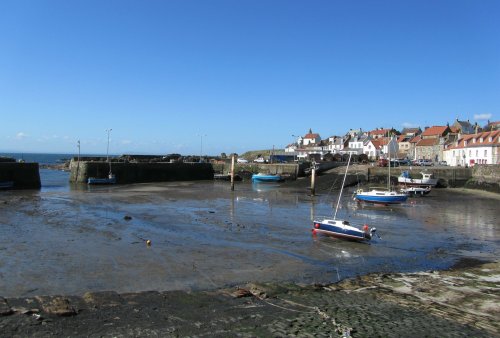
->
88;174;116;185
0;181;14;189
251;173;283;183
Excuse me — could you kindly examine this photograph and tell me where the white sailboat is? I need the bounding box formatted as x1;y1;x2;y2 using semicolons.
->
354;135;408;205
312;153;377;242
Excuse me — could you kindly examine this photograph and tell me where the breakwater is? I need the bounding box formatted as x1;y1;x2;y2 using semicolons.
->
0;162;41;189
69;159;214;184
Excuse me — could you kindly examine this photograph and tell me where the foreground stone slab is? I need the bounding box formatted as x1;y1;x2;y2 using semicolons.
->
0;260;497;337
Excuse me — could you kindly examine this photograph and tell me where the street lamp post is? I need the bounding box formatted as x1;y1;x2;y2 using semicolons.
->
106;129;112;175
291;134;299;162
199;134;207;162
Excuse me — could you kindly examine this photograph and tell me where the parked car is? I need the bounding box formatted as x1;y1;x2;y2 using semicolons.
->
438;161;448;166
254;157;266;163
237;158;248;163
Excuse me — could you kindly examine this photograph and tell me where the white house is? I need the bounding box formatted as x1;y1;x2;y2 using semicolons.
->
363;139;382;159
327;136;346;154
443;130;500;166
302;129;321;146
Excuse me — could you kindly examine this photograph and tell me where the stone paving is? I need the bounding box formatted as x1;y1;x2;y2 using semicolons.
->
1;260;498;337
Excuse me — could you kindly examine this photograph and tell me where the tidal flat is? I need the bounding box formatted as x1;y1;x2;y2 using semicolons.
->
0;177;498;336
0;178;497;297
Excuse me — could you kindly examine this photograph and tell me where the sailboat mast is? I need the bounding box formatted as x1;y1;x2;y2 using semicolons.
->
388;136;390;190
106;128;112;175
333;153;352;220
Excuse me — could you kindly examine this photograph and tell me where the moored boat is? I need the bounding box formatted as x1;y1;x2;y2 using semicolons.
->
0;181;14;189
313;153;378;242
355;135;407;205
313;219;376;242
400;186;431;196
398;171;438;187
88;174;116;185
355;188;408;204
251;173;283;183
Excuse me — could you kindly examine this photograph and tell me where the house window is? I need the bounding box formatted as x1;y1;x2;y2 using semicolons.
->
473;138;476;143
464;140;467;146
469;150;471;157
476;150;478;157
480;138;483;143
485;150;487;157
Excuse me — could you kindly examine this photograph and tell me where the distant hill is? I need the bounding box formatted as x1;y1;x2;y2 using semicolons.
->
240;149;284;160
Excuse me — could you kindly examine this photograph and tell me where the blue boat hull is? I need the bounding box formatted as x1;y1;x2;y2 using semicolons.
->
355;194;407;204
251;174;282;183
88;177;116;185
313;221;371;242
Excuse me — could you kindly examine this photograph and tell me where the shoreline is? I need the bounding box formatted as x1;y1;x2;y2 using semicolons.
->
1;258;497;337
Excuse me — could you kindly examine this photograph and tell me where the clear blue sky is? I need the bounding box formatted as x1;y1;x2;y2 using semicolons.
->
1;0;498;155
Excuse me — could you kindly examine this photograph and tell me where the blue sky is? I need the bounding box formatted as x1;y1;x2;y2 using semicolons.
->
1;0;498;155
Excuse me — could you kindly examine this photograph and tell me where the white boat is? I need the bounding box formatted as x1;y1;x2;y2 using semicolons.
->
400;186;431;196
355;137;407;205
313;153;377;242
398;171;438;187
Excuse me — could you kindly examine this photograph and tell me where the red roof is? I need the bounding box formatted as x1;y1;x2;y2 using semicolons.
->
409;135;421;143
369;129;391;136
304;133;320;139
446;130;500;149
370;139;383;149
416;138;439;147
421;126;449;137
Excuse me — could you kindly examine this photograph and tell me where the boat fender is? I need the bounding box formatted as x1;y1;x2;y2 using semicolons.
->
314;223;320;229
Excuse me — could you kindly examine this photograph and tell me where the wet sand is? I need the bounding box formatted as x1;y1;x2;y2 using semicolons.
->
0;177;498;336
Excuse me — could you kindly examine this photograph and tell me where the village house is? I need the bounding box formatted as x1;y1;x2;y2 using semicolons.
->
327;135;348;154
368;128;392;139
415;126;451;162
363;138;381;159
401;127;422;136
443;130;500;166
483;120;500;131
397;134;412;158
342;132;369;155
451;118;479;135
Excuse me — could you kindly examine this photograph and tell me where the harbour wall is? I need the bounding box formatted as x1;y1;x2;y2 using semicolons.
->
69;160;214;184
366;166;474;188
366;165;500;193
212;161;339;179
466;165;500;193
0;162;41;189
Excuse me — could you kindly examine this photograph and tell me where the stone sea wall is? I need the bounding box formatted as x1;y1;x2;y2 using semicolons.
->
0;162;41;189
466;164;500;193
69;160;214;184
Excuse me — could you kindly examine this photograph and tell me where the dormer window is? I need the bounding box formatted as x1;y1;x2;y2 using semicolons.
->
480;137;483;142
473;138;476;143
464;140;467;146
489;137;493;142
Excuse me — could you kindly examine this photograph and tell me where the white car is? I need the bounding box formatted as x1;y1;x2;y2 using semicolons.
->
236;158;248;163
253;157;265;163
